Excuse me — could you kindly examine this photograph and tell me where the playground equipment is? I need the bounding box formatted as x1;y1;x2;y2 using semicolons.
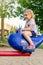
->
8;28;43;56
0;28;43;56
0;51;31;56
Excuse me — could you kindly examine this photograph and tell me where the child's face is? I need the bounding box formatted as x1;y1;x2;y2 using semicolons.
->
24;11;32;21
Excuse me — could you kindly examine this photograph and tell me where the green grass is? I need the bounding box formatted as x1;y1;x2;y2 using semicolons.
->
38;44;43;49
0;38;8;43
0;38;9;47
38;30;43;49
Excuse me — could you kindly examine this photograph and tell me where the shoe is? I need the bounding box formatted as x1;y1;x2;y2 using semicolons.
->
26;44;35;50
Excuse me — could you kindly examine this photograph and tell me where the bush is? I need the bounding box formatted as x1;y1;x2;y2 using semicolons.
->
10;27;17;33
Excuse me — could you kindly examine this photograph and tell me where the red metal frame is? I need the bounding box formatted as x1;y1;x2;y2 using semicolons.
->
0;51;31;56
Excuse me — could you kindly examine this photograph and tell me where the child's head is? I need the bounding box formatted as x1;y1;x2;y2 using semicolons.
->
24;9;35;21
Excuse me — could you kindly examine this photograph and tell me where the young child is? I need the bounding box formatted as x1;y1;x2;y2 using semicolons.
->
22;9;37;49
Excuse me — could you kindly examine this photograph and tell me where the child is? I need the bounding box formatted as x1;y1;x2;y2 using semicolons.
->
22;9;37;49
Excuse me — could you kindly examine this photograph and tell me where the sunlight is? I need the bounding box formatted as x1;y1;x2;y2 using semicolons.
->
4;17;26;28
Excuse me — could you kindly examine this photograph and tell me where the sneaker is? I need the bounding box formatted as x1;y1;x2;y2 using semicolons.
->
26;44;35;50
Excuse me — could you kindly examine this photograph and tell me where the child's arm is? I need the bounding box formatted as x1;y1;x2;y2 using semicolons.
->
22;24;34;31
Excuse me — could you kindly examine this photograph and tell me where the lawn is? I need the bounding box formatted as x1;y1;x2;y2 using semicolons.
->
38;44;43;49
0;38;9;47
0;38;8;43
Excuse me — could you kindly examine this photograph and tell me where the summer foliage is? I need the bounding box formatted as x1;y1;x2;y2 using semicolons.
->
0;0;43;39
17;0;43;30
0;0;16;39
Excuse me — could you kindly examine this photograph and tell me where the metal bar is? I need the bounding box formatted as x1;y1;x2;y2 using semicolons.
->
0;51;31;56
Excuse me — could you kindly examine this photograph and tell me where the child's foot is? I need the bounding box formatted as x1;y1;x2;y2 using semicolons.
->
26;44;35;49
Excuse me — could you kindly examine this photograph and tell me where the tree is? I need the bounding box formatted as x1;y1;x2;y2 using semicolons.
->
0;0;16;39
0;0;43;39
17;0;43;30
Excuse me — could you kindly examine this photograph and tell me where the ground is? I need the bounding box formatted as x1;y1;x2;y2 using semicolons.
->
0;47;43;65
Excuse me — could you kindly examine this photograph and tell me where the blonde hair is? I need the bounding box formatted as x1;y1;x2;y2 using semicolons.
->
24;9;35;19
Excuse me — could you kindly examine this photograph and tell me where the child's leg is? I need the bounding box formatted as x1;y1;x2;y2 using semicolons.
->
22;31;35;49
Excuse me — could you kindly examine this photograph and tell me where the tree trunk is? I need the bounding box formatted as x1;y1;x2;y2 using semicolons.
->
1;18;4;39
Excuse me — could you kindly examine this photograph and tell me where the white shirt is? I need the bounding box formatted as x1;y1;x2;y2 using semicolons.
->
25;18;37;34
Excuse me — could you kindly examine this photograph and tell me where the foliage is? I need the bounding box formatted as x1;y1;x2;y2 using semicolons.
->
4;30;9;36
0;0;16;39
0;0;43;29
10;27;17;33
0;0;43;39
0;38;8;43
0;0;17;18
17;0;43;30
